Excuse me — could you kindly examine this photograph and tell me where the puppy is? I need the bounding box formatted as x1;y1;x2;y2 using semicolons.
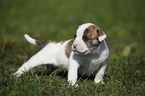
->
14;23;109;86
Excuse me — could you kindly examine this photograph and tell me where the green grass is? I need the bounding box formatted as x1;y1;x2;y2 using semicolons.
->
0;0;145;96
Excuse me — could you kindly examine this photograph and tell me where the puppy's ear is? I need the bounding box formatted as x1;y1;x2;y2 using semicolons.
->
97;29;107;42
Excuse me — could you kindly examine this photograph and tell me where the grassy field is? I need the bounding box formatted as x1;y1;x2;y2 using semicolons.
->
0;0;145;96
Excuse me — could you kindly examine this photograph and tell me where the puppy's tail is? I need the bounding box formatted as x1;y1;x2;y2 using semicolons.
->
24;34;49;46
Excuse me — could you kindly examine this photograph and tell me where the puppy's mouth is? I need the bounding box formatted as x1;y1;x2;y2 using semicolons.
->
73;50;89;55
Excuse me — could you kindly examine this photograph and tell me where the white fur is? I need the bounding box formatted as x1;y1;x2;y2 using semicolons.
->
24;34;37;45
98;32;107;42
14;23;109;86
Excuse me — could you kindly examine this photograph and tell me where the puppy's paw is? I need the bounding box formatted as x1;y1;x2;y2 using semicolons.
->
69;83;79;87
75;84;79;87
68;82;79;87
101;81;105;84
94;78;104;84
12;72;23;78
95;80;105;85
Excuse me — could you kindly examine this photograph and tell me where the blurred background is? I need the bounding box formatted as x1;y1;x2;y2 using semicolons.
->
0;0;145;56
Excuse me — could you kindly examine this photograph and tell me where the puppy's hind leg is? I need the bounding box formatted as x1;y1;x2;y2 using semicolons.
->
14;48;56;77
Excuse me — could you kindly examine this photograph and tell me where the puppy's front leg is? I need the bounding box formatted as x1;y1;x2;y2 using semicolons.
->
68;55;80;86
94;61;107;84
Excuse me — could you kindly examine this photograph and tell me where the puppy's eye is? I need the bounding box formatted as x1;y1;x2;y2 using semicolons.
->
83;36;90;41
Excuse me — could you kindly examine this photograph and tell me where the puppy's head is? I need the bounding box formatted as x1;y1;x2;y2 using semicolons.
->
72;23;106;55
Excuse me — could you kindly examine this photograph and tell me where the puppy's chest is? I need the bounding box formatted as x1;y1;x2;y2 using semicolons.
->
76;55;102;74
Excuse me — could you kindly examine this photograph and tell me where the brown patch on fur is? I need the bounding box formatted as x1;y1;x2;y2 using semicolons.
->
36;40;66;46
83;25;104;47
56;40;66;44
65;40;74;58
36;40;49;45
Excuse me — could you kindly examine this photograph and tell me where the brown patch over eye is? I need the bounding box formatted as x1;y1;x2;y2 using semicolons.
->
83;25;101;47
97;29;104;36
83;35;90;41
97;30;99;35
92;26;96;30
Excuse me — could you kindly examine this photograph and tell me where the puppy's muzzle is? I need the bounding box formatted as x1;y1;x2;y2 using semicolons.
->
72;44;89;55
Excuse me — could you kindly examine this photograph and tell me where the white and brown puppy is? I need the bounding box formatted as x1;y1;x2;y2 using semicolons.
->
14;23;109;86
